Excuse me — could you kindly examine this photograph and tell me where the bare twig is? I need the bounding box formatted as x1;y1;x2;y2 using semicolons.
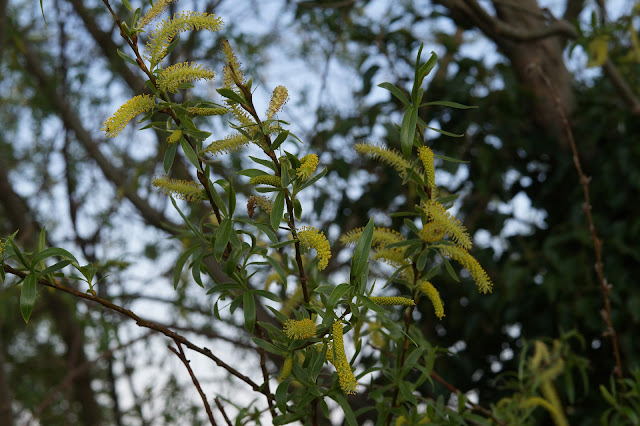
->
169;340;217;426
2;265;278;406
530;63;624;379
214;397;232;426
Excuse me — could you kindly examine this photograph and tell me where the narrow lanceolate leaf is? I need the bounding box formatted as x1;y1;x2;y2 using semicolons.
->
400;106;418;159
180;138;202;172
20;273;37;323
214;217;232;261
243;291;256;333
378;82;410;106
351;218;374;279
422;100;478;109
271;191;285;231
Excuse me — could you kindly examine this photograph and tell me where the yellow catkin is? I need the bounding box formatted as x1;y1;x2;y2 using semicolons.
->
339;227;405;248
369;296;415;306
280;357;293;381
157;62;215;93
419;280;445;319
297;154;319;180
417;145;436;188
423;200;472;250
137;0;176;29
437;244;493;294
203;133;250;155
152;175;205;202
145;12;224;66
419;222;447;243
101;95;155;137
167;129;182;144
247;195;272;218
266;85;290;119
354;143;413;178
249;175;281;187
297;227;331;270
188;107;228;116
283;318;317;340
332;322;357;394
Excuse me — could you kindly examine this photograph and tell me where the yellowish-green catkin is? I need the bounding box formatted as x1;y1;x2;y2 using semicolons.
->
417;145;436;188
203;133;250;155
157;62;215;92
419;280;445;319
339;226;404;248
247;195;273;218
297;154;318;180
146;12;223;66
167;129;182;144
220;40;254;126
188;107;228;116
280;357;293;381
437;244;493;294
331;322;357;394
266;85;290;119
419;221;447;243
102;95;156;137
369;296;415;307
0;237;6;258
152;175;205;202
297;227;331;270
283;318;317;340
249;175;281;187
423;199;472;250
137;0;176;29
354;143;413;178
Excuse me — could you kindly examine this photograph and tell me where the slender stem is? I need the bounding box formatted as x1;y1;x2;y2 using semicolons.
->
214;397;232;426
531;64;624;378
3;265;278;406
169;340;217;426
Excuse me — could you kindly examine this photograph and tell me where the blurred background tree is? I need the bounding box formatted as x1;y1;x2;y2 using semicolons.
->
1;0;639;424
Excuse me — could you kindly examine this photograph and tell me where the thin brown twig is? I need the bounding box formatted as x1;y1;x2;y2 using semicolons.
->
168;340;217;426
214;397;232;426
2;264;277;405
530;63;624;379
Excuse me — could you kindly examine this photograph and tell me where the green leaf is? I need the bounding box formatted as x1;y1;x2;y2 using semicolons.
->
253;289;282;303
117;48;138;66
236;168;269;178
403;218;421;237
249;156;278;172
433;154;469;164
293;198;302;220
173;245;201;290
328;283;351;308
295;167;328;194
31;247;79;270
179;138;202;172
400;106;418;159
378;82;409;106
214;218;232;262
8;239;29;269
275;380;290;413
271;191;285;231
243;291;256;333
207;179;228;217
264;257;287;287
422;100;478;109
269;239;296;249
121;0;133;11
41;260;72;275
351;218;374;279
39;0;47;25
427;126;463;138
251;337;287;356
329;393;358;426
20;273;37;323
442;255;460;282
271;130;289;151
163;141;178;173
416;51;438;85
216;88;245;104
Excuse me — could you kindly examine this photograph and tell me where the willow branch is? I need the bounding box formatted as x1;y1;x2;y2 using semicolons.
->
531;64;624;378
2;264;277;405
